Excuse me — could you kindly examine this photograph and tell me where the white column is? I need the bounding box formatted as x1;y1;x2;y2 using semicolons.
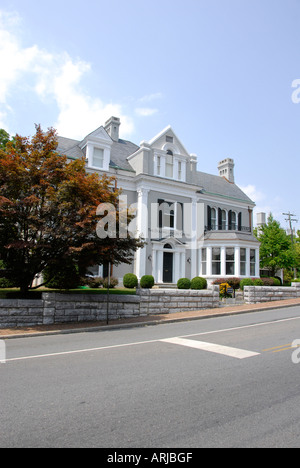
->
235;246;240;277
246;248;250;277
174;252;181;283
207;247;212;276
135;188;149;279
190;198;197;278
221;246;226;276
152;249;157;281
157;250;163;283
255;248;260;277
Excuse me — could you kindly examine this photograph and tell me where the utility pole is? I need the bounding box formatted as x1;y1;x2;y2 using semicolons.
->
283;212;298;278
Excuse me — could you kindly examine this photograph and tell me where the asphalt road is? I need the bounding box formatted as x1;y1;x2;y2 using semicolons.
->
1;305;300;448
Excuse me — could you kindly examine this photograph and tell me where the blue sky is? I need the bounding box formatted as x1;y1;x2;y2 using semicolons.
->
0;0;299;230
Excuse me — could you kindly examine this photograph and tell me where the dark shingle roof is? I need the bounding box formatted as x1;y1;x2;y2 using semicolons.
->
195;171;253;204
56;134;139;171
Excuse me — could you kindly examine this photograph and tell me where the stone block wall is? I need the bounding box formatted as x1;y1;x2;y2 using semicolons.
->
138;286;220;316
244;282;300;304
0;287;220;328
42;293;140;325
0;299;44;328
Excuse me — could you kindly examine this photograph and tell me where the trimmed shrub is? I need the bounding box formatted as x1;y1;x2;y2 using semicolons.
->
261;277;274;286
240;278;254;290
123;273;138;289
140;275;155;289
190;277;207;290
177;278;191;289
103;276;119;289
253;278;263;286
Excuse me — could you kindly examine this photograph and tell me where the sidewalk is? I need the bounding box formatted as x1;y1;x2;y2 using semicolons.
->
1;298;300;339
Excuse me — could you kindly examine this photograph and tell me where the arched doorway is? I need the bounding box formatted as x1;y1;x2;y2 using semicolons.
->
163;243;173;283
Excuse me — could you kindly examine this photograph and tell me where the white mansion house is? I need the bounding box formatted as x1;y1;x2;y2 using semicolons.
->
57;116;260;285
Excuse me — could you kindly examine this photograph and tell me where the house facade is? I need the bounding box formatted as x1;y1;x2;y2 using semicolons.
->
57;116;260;285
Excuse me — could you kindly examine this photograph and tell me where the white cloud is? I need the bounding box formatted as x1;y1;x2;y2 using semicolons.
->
0;10;135;139
135;107;158;117
138;92;163;103
239;184;282;225
239;184;265;204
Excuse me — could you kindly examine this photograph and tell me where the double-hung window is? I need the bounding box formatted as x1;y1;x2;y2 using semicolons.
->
226;248;235;275
165;150;173;178
250;249;256;276
93;148;104;168
240;248;246;276
212;247;221;275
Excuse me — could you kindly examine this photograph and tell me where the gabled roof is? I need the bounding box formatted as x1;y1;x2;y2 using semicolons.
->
147;125;191;157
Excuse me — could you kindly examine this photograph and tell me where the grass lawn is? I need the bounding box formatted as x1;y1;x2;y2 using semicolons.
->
0;287;136;299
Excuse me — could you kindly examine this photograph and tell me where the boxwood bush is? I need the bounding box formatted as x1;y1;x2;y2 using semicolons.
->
123;273;138;288
253;278;263;286
140;275;154;289
177;278;191;289
240;278;254;290
190;277;207;290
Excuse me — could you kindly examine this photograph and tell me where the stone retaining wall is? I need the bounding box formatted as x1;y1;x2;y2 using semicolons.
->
138;286;220;315
244;282;300;304
0;299;44;328
0;286;220;328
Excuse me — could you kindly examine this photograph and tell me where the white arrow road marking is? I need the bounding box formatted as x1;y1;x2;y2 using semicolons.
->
160;337;260;359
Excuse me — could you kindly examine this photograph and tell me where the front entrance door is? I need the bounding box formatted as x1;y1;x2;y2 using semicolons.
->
163;252;173;283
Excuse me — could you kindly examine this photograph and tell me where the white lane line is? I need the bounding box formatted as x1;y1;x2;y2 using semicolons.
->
5;315;298;363
160;337;260;359
5;339;159;362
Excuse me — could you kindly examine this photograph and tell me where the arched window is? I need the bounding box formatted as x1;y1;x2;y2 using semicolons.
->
165;150;173;178
164;243;173;249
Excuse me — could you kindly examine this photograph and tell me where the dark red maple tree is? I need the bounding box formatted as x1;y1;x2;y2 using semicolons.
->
0;125;142;293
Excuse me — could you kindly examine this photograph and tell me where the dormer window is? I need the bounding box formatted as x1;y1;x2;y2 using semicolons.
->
93;148;104;168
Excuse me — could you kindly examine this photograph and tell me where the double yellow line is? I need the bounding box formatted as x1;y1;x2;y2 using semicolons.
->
263;343;300;354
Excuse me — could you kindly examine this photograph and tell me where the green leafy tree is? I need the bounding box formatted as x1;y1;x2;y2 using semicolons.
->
0;125;143;293
254;214;296;276
0;129;10;149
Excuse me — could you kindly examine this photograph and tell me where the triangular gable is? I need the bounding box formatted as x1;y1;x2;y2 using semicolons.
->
148;126;190;157
152;237;187;246
79;126;113;148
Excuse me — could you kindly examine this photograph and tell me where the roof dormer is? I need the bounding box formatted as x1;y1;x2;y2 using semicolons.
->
79;126;113;171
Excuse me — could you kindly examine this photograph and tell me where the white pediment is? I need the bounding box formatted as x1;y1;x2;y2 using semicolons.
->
79;126;113;149
148;126;190;157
